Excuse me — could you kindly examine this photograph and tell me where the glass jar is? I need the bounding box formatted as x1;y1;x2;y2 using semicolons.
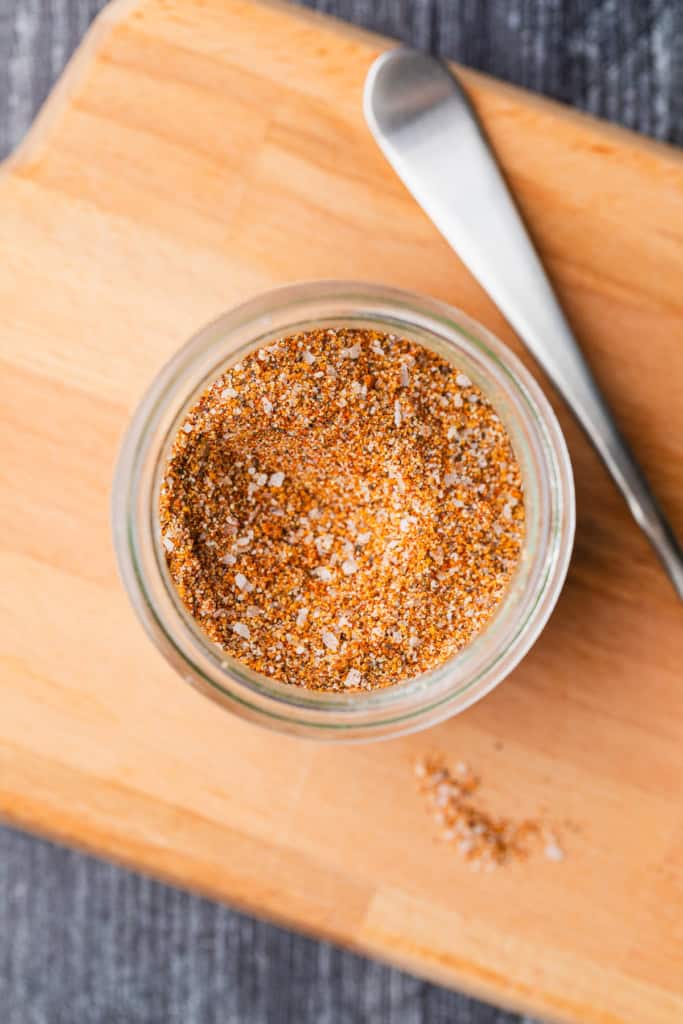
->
112;282;574;741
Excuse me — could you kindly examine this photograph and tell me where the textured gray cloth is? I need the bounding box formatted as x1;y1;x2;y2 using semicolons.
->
1;827;520;1024
1;2;681;1022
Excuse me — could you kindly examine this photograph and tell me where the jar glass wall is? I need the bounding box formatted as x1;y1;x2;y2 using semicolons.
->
112;282;574;741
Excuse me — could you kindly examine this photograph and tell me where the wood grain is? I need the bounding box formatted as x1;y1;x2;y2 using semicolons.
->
1;2;682;1022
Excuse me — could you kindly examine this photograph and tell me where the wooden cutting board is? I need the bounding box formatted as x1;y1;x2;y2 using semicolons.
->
1;1;682;1020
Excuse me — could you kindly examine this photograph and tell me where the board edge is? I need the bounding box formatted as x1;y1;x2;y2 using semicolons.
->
1;0;682;185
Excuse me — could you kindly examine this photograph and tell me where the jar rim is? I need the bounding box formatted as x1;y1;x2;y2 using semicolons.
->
112;281;575;740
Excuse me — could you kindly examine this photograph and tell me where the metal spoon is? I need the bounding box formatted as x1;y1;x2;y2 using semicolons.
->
364;48;683;601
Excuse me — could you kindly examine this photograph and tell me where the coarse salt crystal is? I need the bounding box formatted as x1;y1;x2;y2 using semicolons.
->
296;608;309;627
344;668;362;687
371;341;384;356
322;630;339;651
220;553;236;565
232;622;250;640
447;426;459;440
255;472;268;486
545;840;565;862
262;397;273;415
182;423;193;433
356;532;371;546
269;471;285;487
162;536;174;552
341;343;362;359
313;566;332;582
326;364;338;380
221;387;238;399
400;363;410;387
302;349;315;365
315;534;333;555
246;605;261;618
235;572;253;592
456;372;471;387
388;467;405;493
443;472;458;488
341;558;358;575
394;400;402;427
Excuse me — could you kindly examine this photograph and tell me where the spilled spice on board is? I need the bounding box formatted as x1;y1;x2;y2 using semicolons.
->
414;755;566;869
159;327;525;691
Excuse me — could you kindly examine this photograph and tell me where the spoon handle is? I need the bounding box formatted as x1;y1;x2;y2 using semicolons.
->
364;48;683;600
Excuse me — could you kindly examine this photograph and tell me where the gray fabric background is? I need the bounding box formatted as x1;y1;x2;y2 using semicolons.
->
1;2;680;1022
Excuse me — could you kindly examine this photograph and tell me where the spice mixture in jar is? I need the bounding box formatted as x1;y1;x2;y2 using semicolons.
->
159;328;525;691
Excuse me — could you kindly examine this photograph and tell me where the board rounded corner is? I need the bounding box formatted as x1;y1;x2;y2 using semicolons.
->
0;0;145;179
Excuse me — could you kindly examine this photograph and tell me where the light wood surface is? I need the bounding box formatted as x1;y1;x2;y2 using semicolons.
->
1;1;682;1021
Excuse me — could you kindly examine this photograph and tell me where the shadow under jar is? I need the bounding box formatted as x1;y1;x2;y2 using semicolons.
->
112;282;574;741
